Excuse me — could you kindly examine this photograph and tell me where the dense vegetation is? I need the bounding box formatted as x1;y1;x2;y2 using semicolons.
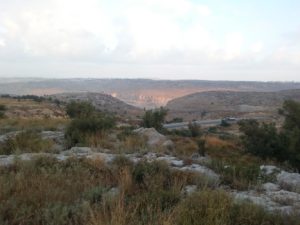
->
239;100;300;170
65;101;115;147
142;107;167;131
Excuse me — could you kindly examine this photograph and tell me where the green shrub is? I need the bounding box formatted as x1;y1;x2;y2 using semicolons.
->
279;100;300;169
188;122;202;137
0;111;5;119
66;101;96;118
238;120;286;160
209;159;261;190
0;104;6;111
142;107;167;131
133;161;171;190
65;114;115;147
0;104;6;119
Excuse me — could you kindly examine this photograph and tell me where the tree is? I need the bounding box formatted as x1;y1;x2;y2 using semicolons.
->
238;100;300;170
279;100;300;169
279;100;300;131
142;107;168;131
188;122;202;137
197;139;206;156
0;104;7;119
238;120;286;160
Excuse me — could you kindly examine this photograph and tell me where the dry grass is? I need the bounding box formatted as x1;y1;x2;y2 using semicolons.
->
203;135;261;165
0;156;298;225
0;130;55;154
205;136;235;149
85;132;116;150
0;97;66;119
119;134;147;153
0;97;68;134
172;137;198;157
0;118;69;134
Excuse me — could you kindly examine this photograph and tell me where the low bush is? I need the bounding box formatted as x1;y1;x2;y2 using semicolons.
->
0;130;54;155
65;114;115;147
209;159;261;190
141;107;167;131
66;101;96;118
0;104;6;119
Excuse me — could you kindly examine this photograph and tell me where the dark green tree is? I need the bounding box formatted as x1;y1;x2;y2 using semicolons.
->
0;104;7;119
238;119;286;160
142;107;168;131
188;122;202;137
279;100;300;169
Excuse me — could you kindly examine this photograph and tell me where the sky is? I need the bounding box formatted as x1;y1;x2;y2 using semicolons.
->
0;0;300;81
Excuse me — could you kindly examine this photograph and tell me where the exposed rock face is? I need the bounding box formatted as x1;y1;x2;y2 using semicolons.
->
260;165;281;176
41;131;64;144
233;189;300;214
0;131;20;143
262;183;280;192
62;147;93;156
133;128;174;148
182;185;197;196
0;150;218;183
277;171;300;193
231;165;300;213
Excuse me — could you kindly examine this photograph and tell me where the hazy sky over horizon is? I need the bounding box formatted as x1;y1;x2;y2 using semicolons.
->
0;0;300;81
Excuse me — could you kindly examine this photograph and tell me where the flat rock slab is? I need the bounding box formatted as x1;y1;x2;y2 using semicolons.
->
233;189;300;214
277;171;300;193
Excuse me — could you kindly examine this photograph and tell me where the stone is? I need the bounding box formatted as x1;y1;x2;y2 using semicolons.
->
260;165;281;175
41;131;64;144
162;140;174;149
266;190;300;205
182;185;197;196
277;171;300;193
134;128;167;147
180;164;220;183
233;189;300;214
62;147;93;156
262;182;280;192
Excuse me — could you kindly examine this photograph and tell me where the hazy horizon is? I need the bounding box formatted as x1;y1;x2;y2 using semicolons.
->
1;76;300;84
0;0;300;81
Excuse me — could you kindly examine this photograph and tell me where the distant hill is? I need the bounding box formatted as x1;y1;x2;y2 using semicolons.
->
166;89;300;120
1;78;300;108
52;92;142;117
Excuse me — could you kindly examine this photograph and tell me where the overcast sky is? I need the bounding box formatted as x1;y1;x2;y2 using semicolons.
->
0;0;300;81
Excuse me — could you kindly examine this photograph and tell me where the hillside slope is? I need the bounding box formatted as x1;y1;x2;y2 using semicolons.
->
52;92;143;117
166;89;300;120
1;78;300;108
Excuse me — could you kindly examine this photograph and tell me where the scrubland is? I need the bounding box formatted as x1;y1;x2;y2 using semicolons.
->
0;97;300;225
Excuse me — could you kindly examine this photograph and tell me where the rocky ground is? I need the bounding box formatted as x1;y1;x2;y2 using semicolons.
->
1;128;300;215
